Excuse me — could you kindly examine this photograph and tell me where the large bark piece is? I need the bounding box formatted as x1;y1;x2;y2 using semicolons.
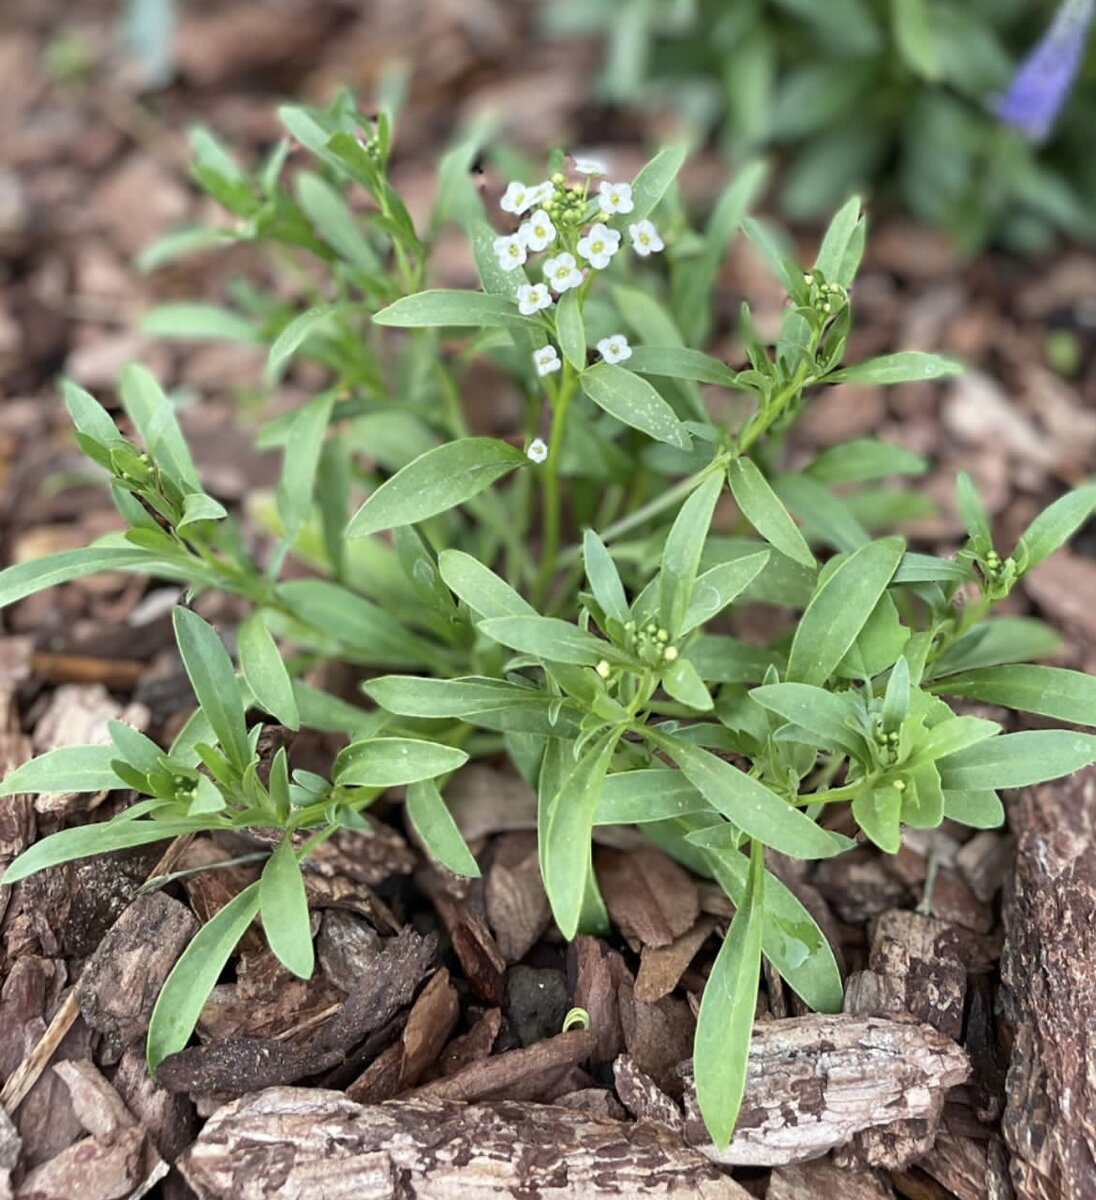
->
1000;769;1096;1200
179;1087;752;1200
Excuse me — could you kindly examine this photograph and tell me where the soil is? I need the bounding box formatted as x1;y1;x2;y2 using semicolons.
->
2;2;1095;1198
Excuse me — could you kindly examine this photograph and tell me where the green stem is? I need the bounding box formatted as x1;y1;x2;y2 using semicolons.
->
535;367;579;605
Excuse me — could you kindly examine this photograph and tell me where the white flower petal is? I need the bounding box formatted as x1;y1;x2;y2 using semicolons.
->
527;438;549;463
596;334;632;365
572;155;608;176
500;181;536;215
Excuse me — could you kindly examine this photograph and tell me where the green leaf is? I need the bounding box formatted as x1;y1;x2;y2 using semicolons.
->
148;882;260;1068
119;364;204;492
347;439;525;537
686;635;781;684
914;715;1001;764
0;546;154;609
903;760;944;828
437;550;535;620
544;730;619;939
626;347;740;388
813;195;862;283
893;0;940;80
373;290;533;328
805;439;928;485
365;675;571;734
660;472;724;635
928;617;1062;677
774;473;870;552
478;616;626;667
275;393;335;540
61;380;122;448
406;779;481;877
580;364;693;451
853;784;902;852
266;305;341;384
750;683;863;757
827;352;962;386
656;735;846;859
786;538;904;686
740;216;801;296
594;769;710;824
583;530;629;627
140;303;261;344
334;737;469;787
295;172;380;274
694;841;764;1149
662;657;713;711
680;552;771;636
728;458;815;569
2;817;204;885
0;743;130;802
177;494;227;530
1014;483;1096;574
932;664;1096;728
706;846;843;1013
938;730;1096;791
629;144;687;222
172;607;252;773
955;471;992;548
943;789;1004;829
555;289;586;371
259;839;314;978
238;613;300;730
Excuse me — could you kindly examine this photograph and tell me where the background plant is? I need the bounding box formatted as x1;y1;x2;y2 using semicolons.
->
3;98;1096;1145
543;0;1096;252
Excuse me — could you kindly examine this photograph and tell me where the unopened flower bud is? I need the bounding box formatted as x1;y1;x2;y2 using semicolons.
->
663;645;679;663
595;660;611;679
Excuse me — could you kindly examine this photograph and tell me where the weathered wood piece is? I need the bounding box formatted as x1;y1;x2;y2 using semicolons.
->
1000;768;1096;1200
767;1158;895;1199
180;1087;752;1199
681;1014;969;1167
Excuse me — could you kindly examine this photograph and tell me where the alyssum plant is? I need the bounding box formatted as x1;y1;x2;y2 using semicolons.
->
3;97;1096;1145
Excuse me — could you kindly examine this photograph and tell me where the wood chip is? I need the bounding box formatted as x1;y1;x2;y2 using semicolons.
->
915;1131;989;1200
955;831;1013;904
767;1158;896;1199
618;979;695;1099
433;1007;501;1080
1000;768;1096;1200
431;892;506;1005
635;916;717;1003
180;1087;750;1199
595;845;699;949
681;1014;969;1167
75;892;199;1050
484;831;551;963
569;936;629;1067
613;1054;685;1133
447;764;537;840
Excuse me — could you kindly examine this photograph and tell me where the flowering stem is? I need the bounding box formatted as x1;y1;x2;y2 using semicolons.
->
535;366;579;605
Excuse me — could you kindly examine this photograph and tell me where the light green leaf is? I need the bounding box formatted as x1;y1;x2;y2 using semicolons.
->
238;613;299;730
140;303;261;344
903;761;944;828
626;346;740;388
786;538;904;686
119;365;203;492
295;172;380;274
680;553;771;636
773;473;870;552
478;616;627;667
893;0;940;80
629;144;687;223
660;472;724;635
407;779;481;877
1014;483;1096;574
347;439;525;537
813;194;862;283
61;380;121;447
260;839;314;978
544;730;619;939
148;882;260;1068
266;305;341;384
580;364;693;451
750;683;863;757
0;547;154;609
177;494;227;530
805;439;928;485
583;530;630;626
853;784;902;852
827;352;962;386
335;737;468;788
555;289;586;371
938;730;1096;791
437;550;535;620
943;789;1004;829
930;664;1096;728
928;617;1062;677
275;393;335;540
373;290;533;328
172;607;252;772
728;458;815;569
656;735;846;859
694;842;764;1149
594;769;710;824
662;657;714;711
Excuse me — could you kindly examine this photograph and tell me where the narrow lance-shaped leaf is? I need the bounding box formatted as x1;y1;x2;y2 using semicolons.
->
629;144;687;222
694;841;765;1148
930;664;1096;728
406;779;481;878
437;549;536;620
1013;483;1096;574
478;615;630;667
938;730;1096;791
813;194;861;284
0;547;156;610
680;552;770;636
827;352;962;386
583;530;630;626
580;364;693;452
0;744;131;800
259;839;314;978
148;882;261;1068
238;612;300;730
728;457;815;569
172;607;252;773
786;537;904;686
347;439;526;537
660;472;724;635
334;738;469;788
373;290;534;328
555;289;586;371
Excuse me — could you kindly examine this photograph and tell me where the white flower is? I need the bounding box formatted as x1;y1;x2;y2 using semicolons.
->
597;333;632;365
494;234;527;272
528;180;556;206
533;345;562;376
572;155;608;176
517;282;553;315
518;209;557;253
598;181;634;215
629;219;664;257
543;252;584;293
527;437;549;463
500;181;538;215
577;222;621;270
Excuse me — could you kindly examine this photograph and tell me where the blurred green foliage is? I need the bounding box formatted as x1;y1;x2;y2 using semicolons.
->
544;0;1096;251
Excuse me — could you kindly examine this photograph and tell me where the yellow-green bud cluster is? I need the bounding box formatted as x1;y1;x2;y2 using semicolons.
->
544;177;587;229
803;273;847;318
623;620;679;666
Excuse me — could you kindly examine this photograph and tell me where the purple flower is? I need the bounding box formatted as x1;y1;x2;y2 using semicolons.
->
993;0;1094;142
